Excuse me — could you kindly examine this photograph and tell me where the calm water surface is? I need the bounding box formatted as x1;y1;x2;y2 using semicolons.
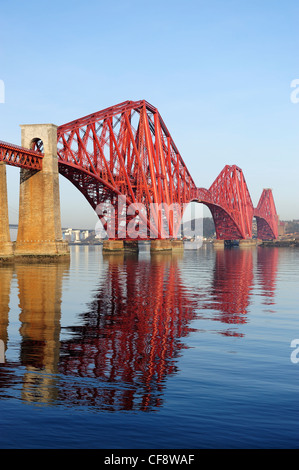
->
0;244;299;449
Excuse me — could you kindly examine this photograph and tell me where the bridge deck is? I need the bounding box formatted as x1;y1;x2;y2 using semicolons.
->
0;140;43;170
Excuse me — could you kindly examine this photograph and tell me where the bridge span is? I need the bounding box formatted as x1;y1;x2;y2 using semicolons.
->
0;100;278;258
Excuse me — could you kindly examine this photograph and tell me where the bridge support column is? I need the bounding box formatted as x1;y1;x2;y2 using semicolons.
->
150;239;173;252
124;240;139;252
170;239;184;251
213;240;224;248
239;239;258;247
102;240;124;252
14;124;69;259
0;162;14;259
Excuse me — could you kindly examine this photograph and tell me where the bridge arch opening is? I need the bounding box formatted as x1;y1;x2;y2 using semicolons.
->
254;215;275;240
189;199;244;240
30;138;44;154
57;163;154;240
58;174;101;232
6;165;20;241
180;201;204;240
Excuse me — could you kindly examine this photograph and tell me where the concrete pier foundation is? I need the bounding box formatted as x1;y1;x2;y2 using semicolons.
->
239;239;259;247
170;239;184;252
124;240;139;252
102;240;124;252
213;240;224;248
213;239;261;249
14;124;69;259
102;239;184;253
150;239;173;252
0;162;14;259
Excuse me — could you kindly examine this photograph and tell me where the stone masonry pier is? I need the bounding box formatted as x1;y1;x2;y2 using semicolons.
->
0;162;14;260
0;124;69;261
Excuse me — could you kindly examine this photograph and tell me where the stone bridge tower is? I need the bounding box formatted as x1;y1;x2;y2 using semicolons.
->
0;162;14;258
14;124;69;258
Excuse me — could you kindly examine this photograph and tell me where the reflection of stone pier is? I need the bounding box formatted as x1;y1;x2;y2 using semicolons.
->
16;260;69;403
0;264;14;356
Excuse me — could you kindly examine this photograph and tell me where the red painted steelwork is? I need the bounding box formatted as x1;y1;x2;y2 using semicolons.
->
191;165;254;240
58;99;277;240
0;140;43;170
254;189;279;239
0;100;279;240
57;100;195;239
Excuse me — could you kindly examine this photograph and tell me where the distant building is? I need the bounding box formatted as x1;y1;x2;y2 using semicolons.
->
278;221;285;237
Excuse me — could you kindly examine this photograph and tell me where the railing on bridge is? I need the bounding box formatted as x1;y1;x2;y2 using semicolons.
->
190;187;213;204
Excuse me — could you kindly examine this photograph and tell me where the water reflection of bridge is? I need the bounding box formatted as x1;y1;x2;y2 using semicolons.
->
0;247;279;411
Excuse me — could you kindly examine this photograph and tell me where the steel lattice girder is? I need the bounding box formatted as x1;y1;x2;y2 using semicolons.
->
0;100;279;240
208;165;254;240
191;165;254;240
254;189;278;239
57;100;197;239
56;101;278;240
0;140;43;170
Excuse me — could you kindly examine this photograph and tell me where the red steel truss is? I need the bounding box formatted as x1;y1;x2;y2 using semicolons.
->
254;189;279;239
0;140;43;170
57;100;278;240
0;100;279;240
191;165;254;239
57;100;196;239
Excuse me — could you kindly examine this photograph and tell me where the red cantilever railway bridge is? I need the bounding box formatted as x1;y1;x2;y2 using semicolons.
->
0;100;278;240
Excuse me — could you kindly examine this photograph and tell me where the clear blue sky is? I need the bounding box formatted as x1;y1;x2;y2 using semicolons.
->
1;0;299;228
